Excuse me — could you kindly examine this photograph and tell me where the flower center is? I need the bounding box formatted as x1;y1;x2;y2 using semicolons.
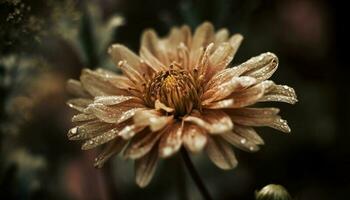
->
144;69;200;116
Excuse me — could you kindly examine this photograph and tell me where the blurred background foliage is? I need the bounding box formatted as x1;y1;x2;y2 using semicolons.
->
0;0;346;199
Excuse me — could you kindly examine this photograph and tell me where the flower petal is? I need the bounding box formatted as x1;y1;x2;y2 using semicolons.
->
133;110;174;132
228;34;243;56
259;83;298;104
81;128;120;150
108;44;145;74
94;95;142;106
154;99;174;113
204;99;235;109
234;125;264;145
167;25;192;48
182;124;207;153
72;113;96;122
167;27;184;49
206;137;237;170
228;108;291;133
205;52;278;92
180;25;192;47
208;42;235;73
117;60;146;86
68;120;114;140
207;34;243;76
202;76;256;104
67;98;92;112
85;103;145;124
80;69;129;96
214;28;229;44
184;110;233;134
221;131;260;152
135;148;159;188
118;124;146;140
94;138;127;168
66;79;90;97
215;81;266;108
191;22;214;50
140;46;167;72
95;68;136;91
141;29;160;56
159;122;183;158
124;128;164;159
234;52;279;83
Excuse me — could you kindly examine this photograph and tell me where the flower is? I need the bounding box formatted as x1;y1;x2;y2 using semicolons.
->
66;22;297;187
255;184;292;200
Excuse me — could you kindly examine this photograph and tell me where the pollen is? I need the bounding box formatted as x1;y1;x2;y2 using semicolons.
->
144;69;200;116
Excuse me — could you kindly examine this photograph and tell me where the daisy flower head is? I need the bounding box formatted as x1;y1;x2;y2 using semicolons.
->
67;22;297;187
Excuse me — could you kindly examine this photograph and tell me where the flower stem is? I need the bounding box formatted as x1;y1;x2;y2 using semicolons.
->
180;148;213;200
176;155;188;200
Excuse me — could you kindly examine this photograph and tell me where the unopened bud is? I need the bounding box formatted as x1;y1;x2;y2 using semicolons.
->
255;184;292;200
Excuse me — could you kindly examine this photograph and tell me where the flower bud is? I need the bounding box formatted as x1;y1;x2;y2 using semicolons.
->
255;184;292;200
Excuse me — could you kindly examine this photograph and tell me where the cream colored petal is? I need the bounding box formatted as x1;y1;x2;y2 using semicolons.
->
81;128;120;150
66;79;90;98
135;148;158;188
141;30;169;65
204;67;242;91
207;34;243;78
180;25;192;47
228;108;291;133
117;60;146;86
80;69;129;96
94;95;142;106
208;42;235;72
202;76;256;104
182;124;207;153
140;46;167;72
108;44;145;74
154;99;174;113
72;113;96;122
133;109;174;132
221;82;266;108
189;46;204;71
67;120;114;140
206;137;237;170
214;28;229;44
167;27;183;49
234;125;264;145
229;107;280;116
167;25;192;49
228;34;243;57
95;68;136;91
259;83;298;104
235;52;279;83
124;128;164;159
191;22;214;50
204;99;235;109
221;131;260;152
189;42;214;77
85;103;145;124
141;29;159;56
176;43;190;71
184;110;233;134
67;98;92;112
205;52;278;91
118;124;146;140
94;138;127;168
159;122;183;158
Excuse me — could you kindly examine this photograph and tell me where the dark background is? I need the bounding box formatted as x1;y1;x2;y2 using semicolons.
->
0;0;348;199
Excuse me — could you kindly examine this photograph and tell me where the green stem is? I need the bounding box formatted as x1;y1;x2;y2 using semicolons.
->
180;148;213;200
176;154;188;200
